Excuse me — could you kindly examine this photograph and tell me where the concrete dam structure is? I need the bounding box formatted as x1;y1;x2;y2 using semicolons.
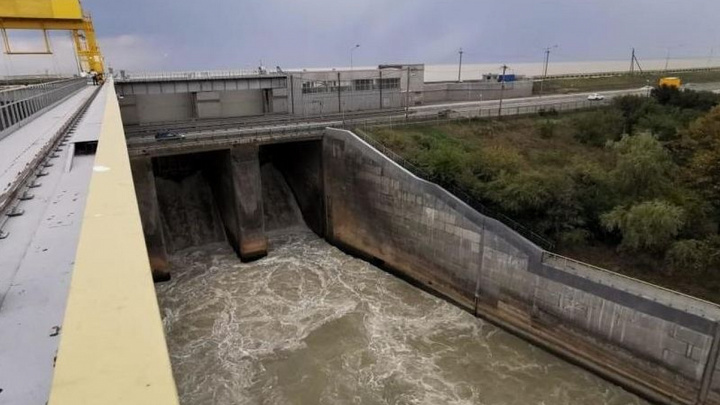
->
131;128;720;405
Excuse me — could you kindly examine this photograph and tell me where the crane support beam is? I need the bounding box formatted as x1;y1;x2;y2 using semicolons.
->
0;18;84;30
0;0;82;20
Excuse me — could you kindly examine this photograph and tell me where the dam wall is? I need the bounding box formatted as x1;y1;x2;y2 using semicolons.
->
321;127;720;405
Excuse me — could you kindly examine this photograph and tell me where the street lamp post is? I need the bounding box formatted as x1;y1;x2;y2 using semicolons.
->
350;44;360;70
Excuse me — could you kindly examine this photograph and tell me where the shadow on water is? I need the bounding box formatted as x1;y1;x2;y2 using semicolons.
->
154;162;646;405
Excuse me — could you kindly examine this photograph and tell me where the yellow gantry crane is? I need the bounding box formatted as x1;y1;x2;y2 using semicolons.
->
0;0;104;79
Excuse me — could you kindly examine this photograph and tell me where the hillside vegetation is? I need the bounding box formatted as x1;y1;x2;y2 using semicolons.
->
363;87;720;302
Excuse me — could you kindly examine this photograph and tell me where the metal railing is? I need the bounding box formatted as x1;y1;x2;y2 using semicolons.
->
116;69;286;82
351;98;613;130
0;77;88;140
0;74;71;85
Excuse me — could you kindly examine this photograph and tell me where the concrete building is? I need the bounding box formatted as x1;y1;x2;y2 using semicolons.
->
115;64;427;124
287;64;424;116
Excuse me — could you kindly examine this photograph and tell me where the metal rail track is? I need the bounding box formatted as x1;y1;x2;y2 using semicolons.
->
0;85;101;239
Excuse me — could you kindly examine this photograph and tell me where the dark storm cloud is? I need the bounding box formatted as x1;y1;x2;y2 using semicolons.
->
78;0;720;70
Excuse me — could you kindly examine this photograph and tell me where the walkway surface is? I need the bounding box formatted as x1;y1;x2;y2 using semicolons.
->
0;85;103;405
0;88;95;203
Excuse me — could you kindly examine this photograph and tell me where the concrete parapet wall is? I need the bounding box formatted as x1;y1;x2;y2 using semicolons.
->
49;82;179;405
322;127;720;405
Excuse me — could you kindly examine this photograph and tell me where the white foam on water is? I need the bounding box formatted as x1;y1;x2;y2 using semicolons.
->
157;230;647;405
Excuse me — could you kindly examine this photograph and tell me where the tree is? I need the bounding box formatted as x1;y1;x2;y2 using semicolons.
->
613;95;651;135
601;200;685;252
608;133;676;200
638;110;681;141
653;86;720;111
665;237;720;275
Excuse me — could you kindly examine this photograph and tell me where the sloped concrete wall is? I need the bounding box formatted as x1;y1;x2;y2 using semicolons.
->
322;127;720;405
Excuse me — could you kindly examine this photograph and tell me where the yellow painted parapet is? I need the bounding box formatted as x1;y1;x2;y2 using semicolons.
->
0;0;82;20
49;82;179;405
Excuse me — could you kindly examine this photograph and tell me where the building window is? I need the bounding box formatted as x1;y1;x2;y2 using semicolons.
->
377;77;400;90
302;81;331;94
353;79;373;91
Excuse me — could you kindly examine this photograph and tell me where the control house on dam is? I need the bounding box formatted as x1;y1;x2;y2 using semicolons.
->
117;71;720;405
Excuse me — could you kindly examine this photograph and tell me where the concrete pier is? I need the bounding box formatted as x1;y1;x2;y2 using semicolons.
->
206;146;267;261
130;157;170;281
230;146;267;260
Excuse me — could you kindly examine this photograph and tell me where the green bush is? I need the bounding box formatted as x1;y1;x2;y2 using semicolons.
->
613;95;651;134
417;145;467;185
608;133;676;200
601;200;685;252
665;239;709;275
653;86;720;111
572;109;624;146
638;111;680;141
467;146;523;181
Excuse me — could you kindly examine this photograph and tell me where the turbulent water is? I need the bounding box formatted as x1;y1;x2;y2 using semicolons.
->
155;165;647;405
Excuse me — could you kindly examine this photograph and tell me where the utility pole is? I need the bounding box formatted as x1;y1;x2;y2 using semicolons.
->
629;48;644;75
405;65;411;119
379;69;383;110
708;47;715;68
664;48;670;71
538;45;556;97
457;47;464;82
498;64;508;119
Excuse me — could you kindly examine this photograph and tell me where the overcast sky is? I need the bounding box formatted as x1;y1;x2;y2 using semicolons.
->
2;0;719;75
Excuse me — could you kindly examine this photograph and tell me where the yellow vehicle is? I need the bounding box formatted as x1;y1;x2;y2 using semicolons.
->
658;77;682;88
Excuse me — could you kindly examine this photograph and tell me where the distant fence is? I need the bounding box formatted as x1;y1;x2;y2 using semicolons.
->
352;98;614;130
0;77;88;140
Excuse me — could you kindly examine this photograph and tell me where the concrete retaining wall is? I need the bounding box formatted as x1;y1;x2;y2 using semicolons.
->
322;127;720;405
